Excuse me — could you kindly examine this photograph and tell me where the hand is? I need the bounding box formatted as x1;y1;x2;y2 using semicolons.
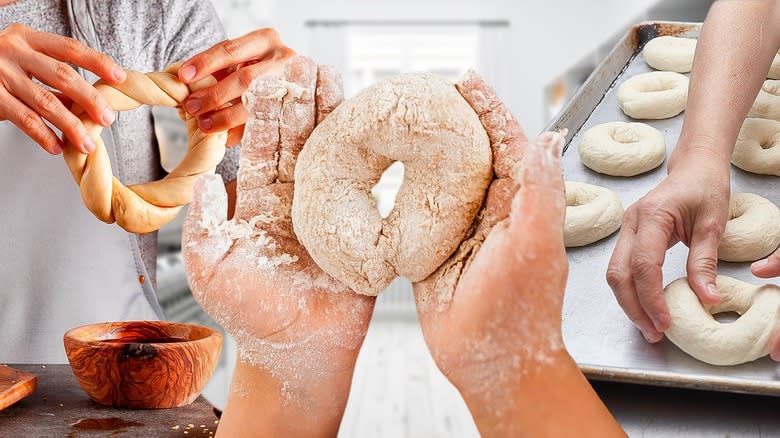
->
0;23;125;154
182;57;373;438
178;28;295;145
751;249;780;361
606;153;730;342
414;75;622;437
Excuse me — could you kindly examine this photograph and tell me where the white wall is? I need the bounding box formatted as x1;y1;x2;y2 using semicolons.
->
213;0;661;134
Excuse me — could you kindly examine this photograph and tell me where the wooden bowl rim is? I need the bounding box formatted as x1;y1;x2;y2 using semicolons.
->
63;320;222;351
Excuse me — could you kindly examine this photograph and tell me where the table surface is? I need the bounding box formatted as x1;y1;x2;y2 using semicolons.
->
0;364;219;437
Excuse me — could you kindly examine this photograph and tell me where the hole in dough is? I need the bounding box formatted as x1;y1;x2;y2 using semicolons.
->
712;311;741;324
609;126;641;144
371;161;405;219
637;79;674;93
760;138;778;150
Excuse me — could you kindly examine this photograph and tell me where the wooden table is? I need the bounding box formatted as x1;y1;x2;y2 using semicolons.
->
0;364;219;437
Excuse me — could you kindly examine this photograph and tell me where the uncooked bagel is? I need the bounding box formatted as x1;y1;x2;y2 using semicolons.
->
616;71;689;119
643;36;697;73
292;73;492;296
563;181;623;247
732;118;780;176
769;51;780;79
578;121;665;176
63;63;227;233
748;79;780;121
718;193;780;262
665;276;780;366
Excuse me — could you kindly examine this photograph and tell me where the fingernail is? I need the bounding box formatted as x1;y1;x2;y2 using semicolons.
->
113;67;126;82
181;64;196;81
101;108;115;126
185;98;202;115
82;136;96;153
705;283;721;301
752;259;769;270
52;141;63;154
199;117;212;131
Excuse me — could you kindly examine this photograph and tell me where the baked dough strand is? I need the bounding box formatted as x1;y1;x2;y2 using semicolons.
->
62;63;228;234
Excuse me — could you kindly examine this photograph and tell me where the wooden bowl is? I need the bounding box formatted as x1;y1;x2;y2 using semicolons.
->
63;321;222;409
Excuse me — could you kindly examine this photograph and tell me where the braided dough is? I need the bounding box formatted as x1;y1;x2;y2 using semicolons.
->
718;193;780;262
292;73;492;296
665;276;780;366
748;80;780;121
63;63;228;234
577;121;665;176
616;71;689;120
563;181;623;247
643;36;697;73
732;118;780;176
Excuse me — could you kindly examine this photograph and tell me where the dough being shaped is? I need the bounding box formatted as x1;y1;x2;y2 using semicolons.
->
665;276;780;366
578;121;665;176
643;36;697;73
616;71;689;120
732;118;780;176
292;73;492;296
718;193;780;262
563;181;623;247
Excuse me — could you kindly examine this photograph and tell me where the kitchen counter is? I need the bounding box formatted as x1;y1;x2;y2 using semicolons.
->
0;364;219;437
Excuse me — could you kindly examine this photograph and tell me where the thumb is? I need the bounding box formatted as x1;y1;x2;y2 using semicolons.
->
686;221;723;305
751;248;780;278
182;174;230;295
507;131;565;245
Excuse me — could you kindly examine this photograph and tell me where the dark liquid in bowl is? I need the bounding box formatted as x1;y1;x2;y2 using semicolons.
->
101;337;188;344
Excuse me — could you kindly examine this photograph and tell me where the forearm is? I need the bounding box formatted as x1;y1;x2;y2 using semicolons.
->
673;0;780;168
216;358;355;438
461;351;624;438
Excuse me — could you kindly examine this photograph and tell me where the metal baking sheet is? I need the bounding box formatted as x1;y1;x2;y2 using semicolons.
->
545;22;780;396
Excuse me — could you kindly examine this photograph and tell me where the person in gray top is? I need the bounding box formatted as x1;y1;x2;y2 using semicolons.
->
0;0;293;362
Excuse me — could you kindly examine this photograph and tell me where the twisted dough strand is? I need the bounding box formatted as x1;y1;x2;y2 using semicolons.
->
63;63;228;234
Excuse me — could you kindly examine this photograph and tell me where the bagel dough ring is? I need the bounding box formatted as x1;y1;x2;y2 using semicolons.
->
718;193;780;262
63;63;228;233
563;181;623;247
769;51;780;79
643;36;697;73
292;73;492;296
616;71;689;119
748;80;780;121
577;121;665;176
665;276;780;366
732;118;780;176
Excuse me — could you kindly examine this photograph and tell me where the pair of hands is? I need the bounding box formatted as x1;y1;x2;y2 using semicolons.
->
607;146;780;357
0;24;293;153
181;57;583;436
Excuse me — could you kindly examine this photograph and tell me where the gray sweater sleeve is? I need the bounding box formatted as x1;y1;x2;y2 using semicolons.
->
162;0;240;183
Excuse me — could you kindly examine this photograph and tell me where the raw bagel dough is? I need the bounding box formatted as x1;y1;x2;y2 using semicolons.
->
748;80;780;121
732;118;780;176
769;51;780;79
578;121;665;176
63;63;228;233
718;193;780;262
616;71;689;119
665;276;780;366
563;181;623;247
292;73;492;296
643;36;697;73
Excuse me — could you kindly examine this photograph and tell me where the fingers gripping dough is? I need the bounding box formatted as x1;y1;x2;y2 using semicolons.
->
577;121;666;176
718;193;780;262
665;276;780;366
643;36;697;73
292;73;492;296
63;63;228;233
616;71;689;120
748;80;780;122
732;118;780;176
563;182;623;247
